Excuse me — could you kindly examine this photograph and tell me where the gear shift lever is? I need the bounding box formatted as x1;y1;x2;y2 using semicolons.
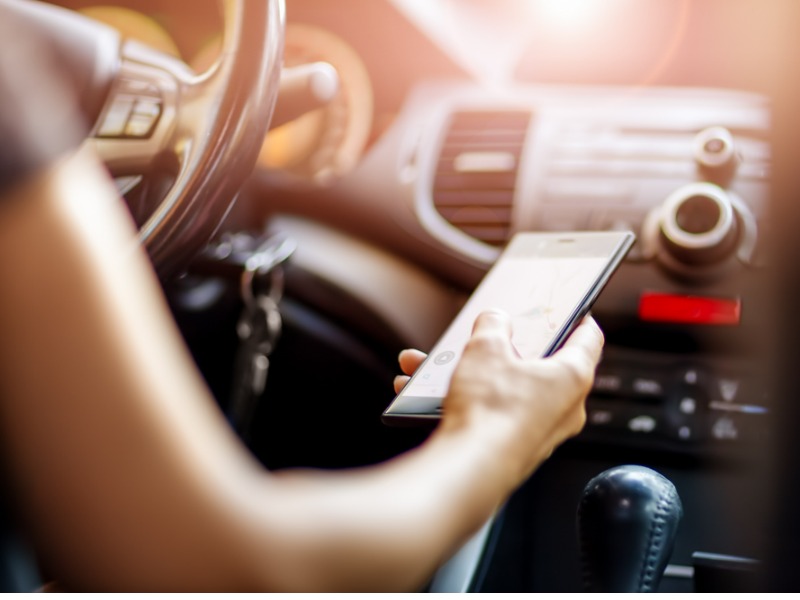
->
577;465;683;592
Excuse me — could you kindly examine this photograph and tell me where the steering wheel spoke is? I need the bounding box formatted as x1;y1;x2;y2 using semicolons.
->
82;0;284;277
1;0;284;265
89;41;184;175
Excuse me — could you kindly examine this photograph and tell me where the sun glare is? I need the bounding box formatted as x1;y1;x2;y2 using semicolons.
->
528;0;615;31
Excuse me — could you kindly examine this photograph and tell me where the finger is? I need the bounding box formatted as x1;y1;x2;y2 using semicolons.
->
398;349;427;376
550;316;605;370
393;375;411;394
471;308;513;338
464;309;515;357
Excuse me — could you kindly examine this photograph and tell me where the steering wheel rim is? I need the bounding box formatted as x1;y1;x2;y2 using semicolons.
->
89;0;285;277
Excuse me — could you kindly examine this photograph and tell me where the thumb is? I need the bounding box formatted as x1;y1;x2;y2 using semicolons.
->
469;309;514;348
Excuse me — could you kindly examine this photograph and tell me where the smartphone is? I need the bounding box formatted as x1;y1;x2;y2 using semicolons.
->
382;230;635;425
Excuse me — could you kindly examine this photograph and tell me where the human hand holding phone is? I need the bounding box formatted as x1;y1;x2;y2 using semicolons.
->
395;311;604;485
384;231;633;424
393;348;427;394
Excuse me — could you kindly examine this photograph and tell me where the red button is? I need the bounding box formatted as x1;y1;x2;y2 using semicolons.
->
638;292;741;325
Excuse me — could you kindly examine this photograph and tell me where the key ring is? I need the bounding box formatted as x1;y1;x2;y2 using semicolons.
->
239;234;296;312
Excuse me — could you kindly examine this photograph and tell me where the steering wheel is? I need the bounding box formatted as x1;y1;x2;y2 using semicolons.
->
4;0;284;277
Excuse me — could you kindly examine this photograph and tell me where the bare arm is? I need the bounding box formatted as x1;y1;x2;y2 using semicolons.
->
256;311;603;592
0;148;601;591
0;10;603;591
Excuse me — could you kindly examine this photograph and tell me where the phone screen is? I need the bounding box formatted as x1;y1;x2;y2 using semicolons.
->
383;231;634;423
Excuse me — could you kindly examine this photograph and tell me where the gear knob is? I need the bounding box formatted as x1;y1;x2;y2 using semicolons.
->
577;465;683;592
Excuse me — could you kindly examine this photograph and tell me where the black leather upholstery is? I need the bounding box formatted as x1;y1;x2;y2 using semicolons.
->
0;490;40;592
577;465;683;593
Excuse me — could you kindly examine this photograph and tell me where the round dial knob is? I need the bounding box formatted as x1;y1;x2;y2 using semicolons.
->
694;126;740;184
659;182;739;266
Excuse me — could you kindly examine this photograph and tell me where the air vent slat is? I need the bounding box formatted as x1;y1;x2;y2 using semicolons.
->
432;110;531;246
437;206;513;224
443;131;528;146
439;144;525;160
458;226;510;244
434;172;518;190
433;190;515;207
449;111;531;130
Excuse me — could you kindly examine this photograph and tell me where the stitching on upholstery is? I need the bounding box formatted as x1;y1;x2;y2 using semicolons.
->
638;481;673;592
577;492;594;591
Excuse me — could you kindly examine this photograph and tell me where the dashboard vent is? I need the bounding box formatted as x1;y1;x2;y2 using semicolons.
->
432;110;531;246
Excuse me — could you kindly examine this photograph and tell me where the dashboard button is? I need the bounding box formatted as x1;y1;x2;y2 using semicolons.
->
677;366;702;386
631;375;666;398
676;425;696;441
593;372;624;394
679;396;698;415
628;414;658;433
588;408;614;426
717;376;741;403
710;415;739;441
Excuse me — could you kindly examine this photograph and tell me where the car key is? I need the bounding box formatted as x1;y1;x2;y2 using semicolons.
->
229;294;282;438
227;235;294;439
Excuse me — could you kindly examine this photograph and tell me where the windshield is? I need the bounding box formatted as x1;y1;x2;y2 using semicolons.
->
390;0;778;93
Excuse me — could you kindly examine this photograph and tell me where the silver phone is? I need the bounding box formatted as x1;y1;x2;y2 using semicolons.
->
382;230;635;425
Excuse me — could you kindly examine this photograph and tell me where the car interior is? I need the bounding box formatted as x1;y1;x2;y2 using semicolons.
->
4;0;800;592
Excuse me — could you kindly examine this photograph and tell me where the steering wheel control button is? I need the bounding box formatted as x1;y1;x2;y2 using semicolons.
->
125;111;160;138
433;351;456;365
96;92;162;139
118;79;161;98
132;98;161;118
97;96;135;137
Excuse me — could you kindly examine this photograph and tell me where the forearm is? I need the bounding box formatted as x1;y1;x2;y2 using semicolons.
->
235;425;516;592
0;150;264;590
0;146;593;592
0;151;514;592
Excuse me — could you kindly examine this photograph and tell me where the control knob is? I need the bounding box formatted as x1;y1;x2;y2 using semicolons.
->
694;126;740;185
642;182;757;277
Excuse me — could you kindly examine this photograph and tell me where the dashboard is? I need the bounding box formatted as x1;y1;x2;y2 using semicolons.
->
253;1;781;592
249;2;778;591
249;1;775;456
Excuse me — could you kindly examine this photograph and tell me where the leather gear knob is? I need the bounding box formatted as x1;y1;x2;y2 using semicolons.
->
577;465;683;592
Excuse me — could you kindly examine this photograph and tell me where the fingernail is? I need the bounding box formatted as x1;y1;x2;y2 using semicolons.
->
482;308;509;320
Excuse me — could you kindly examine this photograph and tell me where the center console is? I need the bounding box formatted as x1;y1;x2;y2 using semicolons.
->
392;82;772;460
391;81;771;591
252;79;773;590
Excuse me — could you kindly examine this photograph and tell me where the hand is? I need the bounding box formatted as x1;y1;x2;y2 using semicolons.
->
439;310;604;489
393;349;427;394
